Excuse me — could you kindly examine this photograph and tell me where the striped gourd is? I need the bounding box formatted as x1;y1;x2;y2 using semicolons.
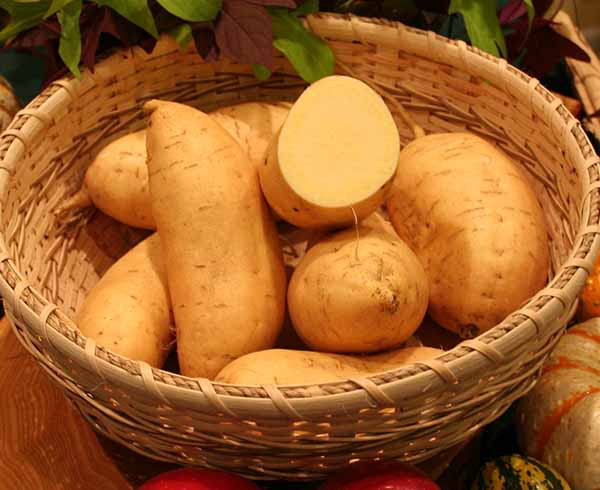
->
517;317;600;490
471;455;571;489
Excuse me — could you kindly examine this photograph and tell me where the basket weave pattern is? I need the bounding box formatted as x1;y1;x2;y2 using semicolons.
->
0;14;599;480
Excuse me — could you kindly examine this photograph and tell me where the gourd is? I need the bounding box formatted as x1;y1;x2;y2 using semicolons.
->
579;255;600;319
516;318;600;490
471;455;571;490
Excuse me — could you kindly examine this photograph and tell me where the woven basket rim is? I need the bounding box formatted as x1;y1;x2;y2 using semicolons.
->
1;12;599;415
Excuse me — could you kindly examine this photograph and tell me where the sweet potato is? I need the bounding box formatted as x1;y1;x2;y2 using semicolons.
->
211;101;291;167
386;132;549;338
76;233;173;368
145;100;286;379
55;102;291;229
288;225;429;353
259;75;400;228
215;347;443;385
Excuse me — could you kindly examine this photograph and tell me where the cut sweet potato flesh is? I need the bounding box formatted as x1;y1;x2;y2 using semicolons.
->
278;75;399;208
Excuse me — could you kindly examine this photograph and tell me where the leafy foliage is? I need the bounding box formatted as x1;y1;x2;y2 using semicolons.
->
94;0;158;36
323;0;590;79
270;2;334;82
56;0;82;76
0;0;592;85
448;0;507;57
1;0;329;83
156;0;222;22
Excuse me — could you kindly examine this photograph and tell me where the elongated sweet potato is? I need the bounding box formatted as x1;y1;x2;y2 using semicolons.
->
386;132;549;337
215;347;443;385
56;102;291;229
144;99;286;379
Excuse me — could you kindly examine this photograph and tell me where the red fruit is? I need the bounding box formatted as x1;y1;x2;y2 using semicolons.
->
138;468;261;490
319;461;441;490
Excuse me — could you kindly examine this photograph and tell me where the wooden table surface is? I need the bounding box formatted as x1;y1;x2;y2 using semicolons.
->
0;316;132;490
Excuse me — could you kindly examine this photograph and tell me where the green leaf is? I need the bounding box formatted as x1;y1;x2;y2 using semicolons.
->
293;0;319;17
0;0;52;43
448;0;507;58
45;0;73;18
269;7;334;83
57;0;82;77
168;23;193;50
95;0;158;37
524;0;534;32
155;0;222;22
252;63;272;81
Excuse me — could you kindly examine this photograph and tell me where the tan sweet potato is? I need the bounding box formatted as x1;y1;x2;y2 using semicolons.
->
215;346;443;385
145;99;286;379
56;102;291;229
259;75;400;228
288;225;429;353
211;101;291;167
386;132;549;337
76;233;173;368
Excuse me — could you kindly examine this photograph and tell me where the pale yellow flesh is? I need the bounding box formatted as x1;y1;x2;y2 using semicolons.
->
215;347;443;385
279;75;400;208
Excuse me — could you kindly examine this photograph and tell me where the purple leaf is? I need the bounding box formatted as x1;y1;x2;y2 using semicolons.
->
81;7;119;69
506;17;590;78
215;0;274;67
193;25;218;60
499;0;526;25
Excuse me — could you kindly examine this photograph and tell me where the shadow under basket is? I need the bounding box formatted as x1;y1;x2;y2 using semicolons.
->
0;12;600;481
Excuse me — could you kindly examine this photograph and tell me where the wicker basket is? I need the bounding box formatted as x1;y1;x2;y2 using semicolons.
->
1;13;599;481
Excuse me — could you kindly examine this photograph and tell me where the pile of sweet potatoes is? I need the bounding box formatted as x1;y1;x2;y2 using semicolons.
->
69;75;550;384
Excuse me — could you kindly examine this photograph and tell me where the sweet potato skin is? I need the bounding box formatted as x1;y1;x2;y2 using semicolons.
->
288;226;429;353
59;102;291;229
85;130;153;229
76;233;173;368
215;347;443;385
387;132;549;337
145;100;286;379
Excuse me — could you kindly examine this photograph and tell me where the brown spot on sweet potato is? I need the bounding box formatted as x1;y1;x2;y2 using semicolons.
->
457;207;485;216
459;323;480;339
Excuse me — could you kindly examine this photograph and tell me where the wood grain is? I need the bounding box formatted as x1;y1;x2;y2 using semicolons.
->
0;316;131;490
